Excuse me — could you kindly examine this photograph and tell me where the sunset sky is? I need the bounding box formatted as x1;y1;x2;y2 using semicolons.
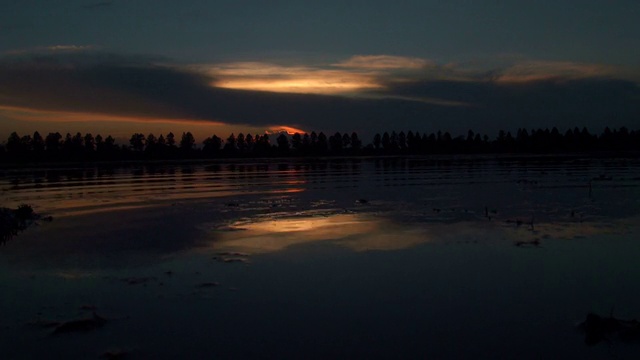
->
1;0;639;142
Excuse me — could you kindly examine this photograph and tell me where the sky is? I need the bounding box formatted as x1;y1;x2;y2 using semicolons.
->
1;0;639;143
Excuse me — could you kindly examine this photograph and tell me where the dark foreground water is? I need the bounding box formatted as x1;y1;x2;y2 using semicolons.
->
1;156;640;359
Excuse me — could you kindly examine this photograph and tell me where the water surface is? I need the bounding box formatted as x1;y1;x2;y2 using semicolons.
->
1;156;640;359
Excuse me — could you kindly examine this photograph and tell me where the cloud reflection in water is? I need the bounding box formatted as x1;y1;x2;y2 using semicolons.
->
206;213;430;253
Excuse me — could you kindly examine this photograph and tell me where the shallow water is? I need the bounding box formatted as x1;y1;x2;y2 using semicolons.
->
1;156;640;359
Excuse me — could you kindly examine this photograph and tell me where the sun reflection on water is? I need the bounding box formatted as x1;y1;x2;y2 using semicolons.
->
204;213;431;253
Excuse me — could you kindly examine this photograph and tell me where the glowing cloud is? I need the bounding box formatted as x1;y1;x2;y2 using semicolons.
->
266;125;307;135
201;62;382;94
201;55;436;95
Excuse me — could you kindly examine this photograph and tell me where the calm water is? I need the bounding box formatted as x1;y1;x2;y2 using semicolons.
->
1;156;640;359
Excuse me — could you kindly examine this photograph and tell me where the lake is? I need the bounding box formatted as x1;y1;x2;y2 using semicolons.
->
1;156;640;359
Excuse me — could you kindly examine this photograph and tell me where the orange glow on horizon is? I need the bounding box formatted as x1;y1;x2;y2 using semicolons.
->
0;105;292;142
267;125;307;135
0;105;227;127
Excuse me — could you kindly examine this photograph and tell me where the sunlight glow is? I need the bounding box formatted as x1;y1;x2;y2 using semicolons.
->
266;125;307;135
204;62;382;94
0;105;267;142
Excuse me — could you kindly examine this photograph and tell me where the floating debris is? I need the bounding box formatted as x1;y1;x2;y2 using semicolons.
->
580;312;640;345
0;204;51;243
52;312;107;335
514;239;541;248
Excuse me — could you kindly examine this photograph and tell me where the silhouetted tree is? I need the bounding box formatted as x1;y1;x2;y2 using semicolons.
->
32;131;45;154
3;126;640;163
398;131;407;151
373;133;381;150
95;134;104;151
237;133;246;152
129;133;145;152
381;132;391;150
253;134;271;156
341;132;351;150
202;135;222;156
302;133;311;154
179;132;195;152
166;132;176;148
6;132;24;156
145;133;157;154
317;132;328;154
276;133;290;153
350;132;362;152
45;132;62;153
71;132;84;154
291;133;302;152
224;133;237;153
329;132;343;153
104;135;116;151
390;131;399;151
84;133;95;153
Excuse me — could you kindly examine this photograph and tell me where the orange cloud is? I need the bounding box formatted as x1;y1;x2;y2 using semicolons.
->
267;125;307;135
199;55;436;95
200;62;382;94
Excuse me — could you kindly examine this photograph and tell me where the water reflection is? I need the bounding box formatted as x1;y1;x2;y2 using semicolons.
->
204;210;638;256
206;213;430;253
2;157;640;359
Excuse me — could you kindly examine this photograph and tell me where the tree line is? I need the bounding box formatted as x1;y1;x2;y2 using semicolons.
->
1;127;638;163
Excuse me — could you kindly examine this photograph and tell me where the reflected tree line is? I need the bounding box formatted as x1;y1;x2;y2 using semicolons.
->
1;127;639;162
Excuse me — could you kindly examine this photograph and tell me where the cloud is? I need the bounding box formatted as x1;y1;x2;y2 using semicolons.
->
494;61;616;83
333;55;434;70
199;62;382;94
1;50;638;137
45;45;96;52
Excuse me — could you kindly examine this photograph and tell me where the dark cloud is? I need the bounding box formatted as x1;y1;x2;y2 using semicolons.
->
374;77;640;132
1;52;638;136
